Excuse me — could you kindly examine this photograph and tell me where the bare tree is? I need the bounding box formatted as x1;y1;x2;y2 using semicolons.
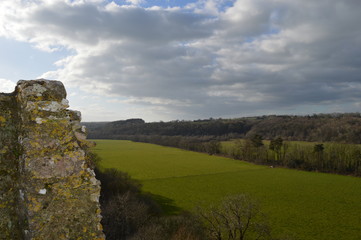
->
101;192;151;240
131;213;206;240
197;194;271;240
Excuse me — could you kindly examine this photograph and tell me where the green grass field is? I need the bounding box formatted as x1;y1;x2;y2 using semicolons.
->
93;139;361;240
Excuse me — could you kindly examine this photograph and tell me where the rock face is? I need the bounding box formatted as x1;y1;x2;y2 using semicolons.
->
0;79;104;239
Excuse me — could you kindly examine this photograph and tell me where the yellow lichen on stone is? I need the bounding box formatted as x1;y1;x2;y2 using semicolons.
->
0;146;8;154
0;115;6;123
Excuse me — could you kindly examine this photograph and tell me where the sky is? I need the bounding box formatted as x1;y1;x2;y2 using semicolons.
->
0;0;361;122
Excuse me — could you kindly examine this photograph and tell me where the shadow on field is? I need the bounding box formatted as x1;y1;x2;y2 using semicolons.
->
147;193;182;215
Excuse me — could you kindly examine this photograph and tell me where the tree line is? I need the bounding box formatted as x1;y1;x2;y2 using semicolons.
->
225;136;361;177
84;113;361;177
84;113;361;144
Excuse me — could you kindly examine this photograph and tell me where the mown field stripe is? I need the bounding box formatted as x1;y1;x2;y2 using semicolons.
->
141;167;271;181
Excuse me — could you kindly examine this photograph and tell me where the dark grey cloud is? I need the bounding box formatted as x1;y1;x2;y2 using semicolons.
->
30;1;212;45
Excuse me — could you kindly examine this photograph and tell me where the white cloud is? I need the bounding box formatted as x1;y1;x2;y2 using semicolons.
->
1;0;361;120
186;0;224;15
126;0;145;6
0;78;17;93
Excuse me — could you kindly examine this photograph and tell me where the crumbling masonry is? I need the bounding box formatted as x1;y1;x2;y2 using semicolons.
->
0;80;104;239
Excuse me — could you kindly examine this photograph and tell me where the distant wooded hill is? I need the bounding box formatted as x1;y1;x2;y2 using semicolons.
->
83;113;361;144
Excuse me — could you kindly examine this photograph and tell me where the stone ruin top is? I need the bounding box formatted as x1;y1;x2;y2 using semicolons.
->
0;79;104;239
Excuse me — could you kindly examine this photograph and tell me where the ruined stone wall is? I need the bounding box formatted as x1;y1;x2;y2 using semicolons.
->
0;80;104;240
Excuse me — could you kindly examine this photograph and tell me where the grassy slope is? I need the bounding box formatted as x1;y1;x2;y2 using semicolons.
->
93;139;361;240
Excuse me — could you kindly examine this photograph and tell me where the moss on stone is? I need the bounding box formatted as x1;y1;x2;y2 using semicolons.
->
0;93;22;239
